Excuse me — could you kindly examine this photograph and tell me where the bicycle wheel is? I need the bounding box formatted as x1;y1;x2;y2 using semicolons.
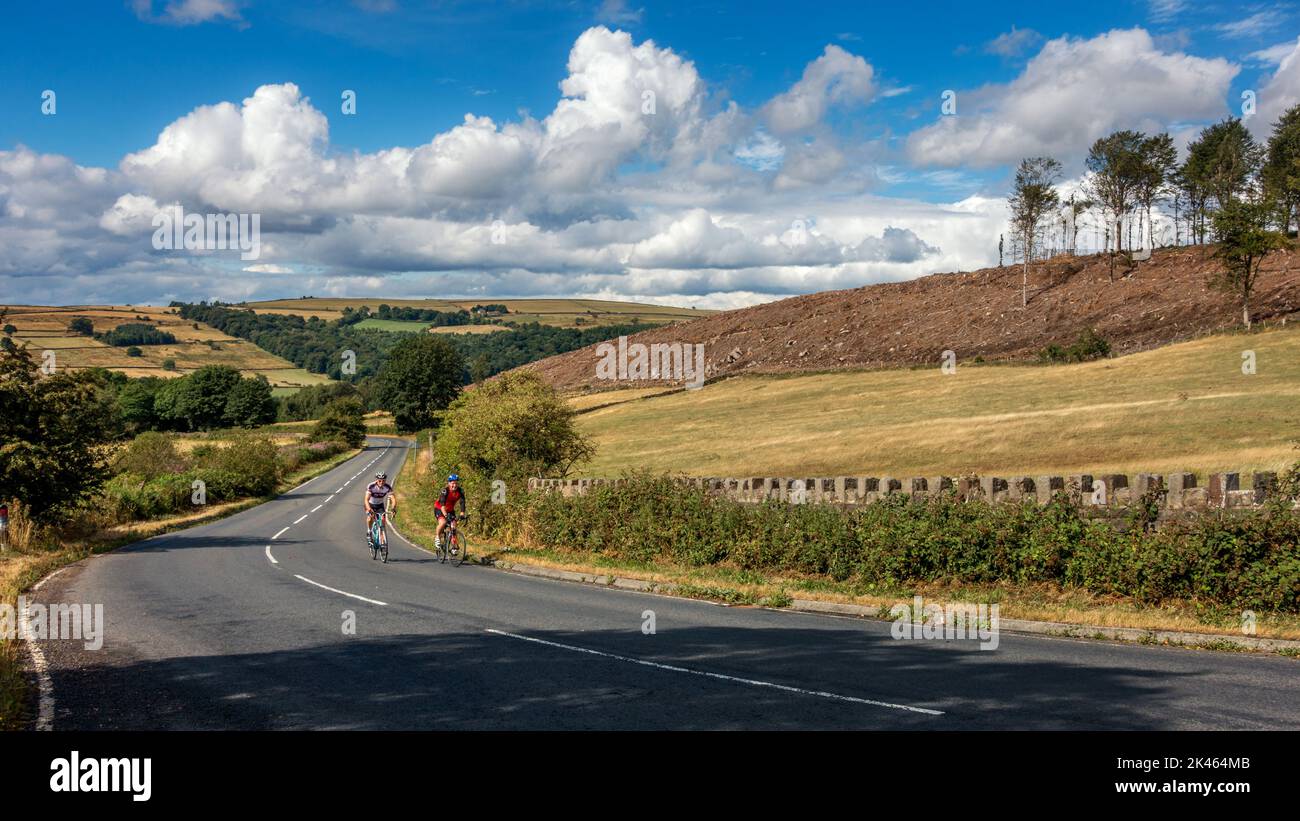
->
380;523;389;563
453;530;469;566
370;521;381;560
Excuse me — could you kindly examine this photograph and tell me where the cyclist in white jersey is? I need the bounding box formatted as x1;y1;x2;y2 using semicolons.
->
364;472;396;538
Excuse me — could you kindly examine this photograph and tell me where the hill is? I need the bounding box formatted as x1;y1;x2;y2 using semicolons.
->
521;245;1300;393
244;297;712;328
0;305;332;393
570;322;1300;480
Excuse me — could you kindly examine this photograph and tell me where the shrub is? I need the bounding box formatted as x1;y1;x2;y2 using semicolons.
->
311;398;366;447
1039;327;1111;363
480;476;1300;613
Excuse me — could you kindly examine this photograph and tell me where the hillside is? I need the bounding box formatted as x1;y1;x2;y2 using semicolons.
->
521;245;1300;392
570;322;1300;480
245;297;713;328
0;305;332;393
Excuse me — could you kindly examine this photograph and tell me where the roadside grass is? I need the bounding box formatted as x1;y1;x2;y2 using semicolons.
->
574;322;1300;479
457;543;1300;647
0;443;363;730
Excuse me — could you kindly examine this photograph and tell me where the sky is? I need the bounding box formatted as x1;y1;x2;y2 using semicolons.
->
2;0;1299;307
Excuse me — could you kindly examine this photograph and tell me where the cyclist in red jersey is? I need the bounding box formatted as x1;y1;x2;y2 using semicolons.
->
434;473;467;553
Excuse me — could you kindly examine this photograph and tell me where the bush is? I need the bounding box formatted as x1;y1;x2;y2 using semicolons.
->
1039;327;1111;363
126;346;143;357
311;398;366;447
433;370;593;510
481;476;1300;613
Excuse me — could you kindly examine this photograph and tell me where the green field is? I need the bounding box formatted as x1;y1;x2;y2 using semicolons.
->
1;305;333;390
247;297;712;328
571;325;1300;480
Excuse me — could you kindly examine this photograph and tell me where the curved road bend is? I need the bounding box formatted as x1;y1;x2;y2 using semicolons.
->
27;437;1300;730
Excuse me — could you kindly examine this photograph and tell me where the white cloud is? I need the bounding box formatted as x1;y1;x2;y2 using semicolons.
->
762;45;875;134
596;0;643;26
1252;38;1300;135
132;0;244;26
984;26;1043;58
907;28;1237;168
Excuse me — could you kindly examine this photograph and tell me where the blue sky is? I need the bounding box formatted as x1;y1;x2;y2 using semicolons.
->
2;1;1299;305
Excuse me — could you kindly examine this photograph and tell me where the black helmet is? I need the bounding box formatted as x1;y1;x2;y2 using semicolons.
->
376;472;387;480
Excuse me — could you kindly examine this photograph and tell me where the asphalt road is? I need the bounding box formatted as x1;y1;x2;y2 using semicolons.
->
27;437;1300;730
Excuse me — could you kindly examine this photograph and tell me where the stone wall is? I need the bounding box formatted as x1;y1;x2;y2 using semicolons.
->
527;471;1290;511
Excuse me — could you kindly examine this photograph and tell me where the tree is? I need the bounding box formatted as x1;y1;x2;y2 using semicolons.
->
116;376;163;432
373;334;464;432
223;375;277;428
159;365;242;431
1135;133;1177;250
1007;156;1061;307
1262;103;1300;235
1086;131;1146;274
0;345;120;518
1211;199;1289;329
433;370;594;503
68;316;94;336
3;324;15;336
311;397;367;448
469;352;492;383
1200;118;1262;210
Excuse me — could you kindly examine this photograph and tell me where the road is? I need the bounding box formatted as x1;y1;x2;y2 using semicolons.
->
27;437;1300;730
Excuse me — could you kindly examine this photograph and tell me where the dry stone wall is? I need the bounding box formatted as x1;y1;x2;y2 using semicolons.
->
528;471;1289;511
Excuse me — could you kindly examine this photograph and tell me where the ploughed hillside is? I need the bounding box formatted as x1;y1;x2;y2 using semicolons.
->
520;244;1300;393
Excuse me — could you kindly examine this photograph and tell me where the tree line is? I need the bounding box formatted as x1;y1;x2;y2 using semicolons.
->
1008;105;1299;326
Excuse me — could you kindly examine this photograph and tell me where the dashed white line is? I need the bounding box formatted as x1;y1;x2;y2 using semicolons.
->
485;629;944;716
293;575;388;606
311;505;323;513
265;545;278;565
325;495;334;503
293;514;308;524
272;527;289;540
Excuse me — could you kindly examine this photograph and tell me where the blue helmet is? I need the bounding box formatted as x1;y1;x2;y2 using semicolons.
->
447;473;460;482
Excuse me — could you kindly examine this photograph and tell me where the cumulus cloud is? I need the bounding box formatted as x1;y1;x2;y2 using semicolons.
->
762;45;875;134
0;27;1042;306
1252;38;1300;136
907;28;1237;168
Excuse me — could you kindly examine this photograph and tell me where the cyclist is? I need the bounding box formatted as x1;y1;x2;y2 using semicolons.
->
434;473;467;555
364;472;395;547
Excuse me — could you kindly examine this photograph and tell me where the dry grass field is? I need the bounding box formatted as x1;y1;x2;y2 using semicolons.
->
246;297;711;328
1;305;332;389
570;323;1300;480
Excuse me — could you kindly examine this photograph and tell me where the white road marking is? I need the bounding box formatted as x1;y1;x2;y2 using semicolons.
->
325;495;334;503
294;575;388;606
293;515;308;524
311;505;323;513
31;567;68;592
486;629;944;716
272;527;289;540
21;610;55;731
265;546;278;565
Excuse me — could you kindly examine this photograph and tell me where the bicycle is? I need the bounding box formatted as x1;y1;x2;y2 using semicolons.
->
437;513;469;566
367;509;390;564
